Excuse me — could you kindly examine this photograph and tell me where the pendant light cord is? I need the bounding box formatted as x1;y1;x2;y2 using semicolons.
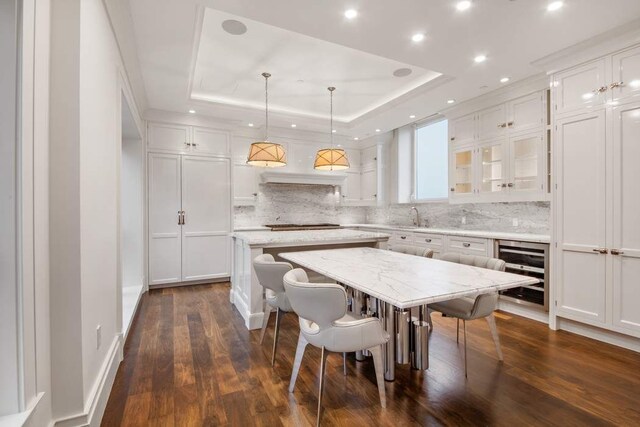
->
329;86;335;148
263;72;271;141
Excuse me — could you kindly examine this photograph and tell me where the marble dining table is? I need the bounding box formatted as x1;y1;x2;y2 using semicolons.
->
278;247;539;380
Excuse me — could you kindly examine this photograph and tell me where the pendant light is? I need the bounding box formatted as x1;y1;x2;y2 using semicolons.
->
314;87;350;171
246;72;287;167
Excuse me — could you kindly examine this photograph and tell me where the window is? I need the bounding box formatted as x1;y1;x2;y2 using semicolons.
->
415;119;449;200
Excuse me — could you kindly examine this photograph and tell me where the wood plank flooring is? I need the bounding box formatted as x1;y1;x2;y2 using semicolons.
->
102;283;640;426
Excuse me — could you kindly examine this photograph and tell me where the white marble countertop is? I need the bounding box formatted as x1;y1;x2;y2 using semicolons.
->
279;247;539;308
344;224;550;244
232;228;391;248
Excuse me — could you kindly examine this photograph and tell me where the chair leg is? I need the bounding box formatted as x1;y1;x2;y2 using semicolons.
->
456;318;460;343
259;307;272;344
317;346;329;427
271;308;283;366
426;307;433;330
369;345;387;408
463;319;468;378
486;313;504;361
343;352;347;376
289;334;308;393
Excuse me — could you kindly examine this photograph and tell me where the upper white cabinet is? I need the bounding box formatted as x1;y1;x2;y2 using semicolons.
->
148;123;191;153
233;162;258;206
341;170;362;204
448;89;548;203
148;122;230;156
360;165;378;203
340;144;382;206
553;59;607;116
449;113;476;144
191;127;230;156
478;104;507;140
611;45;640;102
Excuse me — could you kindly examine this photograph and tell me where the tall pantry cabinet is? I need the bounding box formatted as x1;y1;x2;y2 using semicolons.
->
147;122;232;286
552;44;640;338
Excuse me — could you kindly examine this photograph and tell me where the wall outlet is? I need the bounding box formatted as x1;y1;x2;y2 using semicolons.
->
461;216;466;225
512;218;519;227
96;325;102;350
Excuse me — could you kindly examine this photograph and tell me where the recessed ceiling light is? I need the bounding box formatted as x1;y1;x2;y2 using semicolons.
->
447;99;456;104
409;115;416;119
291;124;297;128
354;137;359;140
332;129;337;133
474;54;487;63
547;1;563;12
500;77;510;83
375;129;381;132
411;33;425;42
393;68;413;77
248;123;254;127
188;109;196;114
221;19;248;35
456;1;472;11
344;9;358;19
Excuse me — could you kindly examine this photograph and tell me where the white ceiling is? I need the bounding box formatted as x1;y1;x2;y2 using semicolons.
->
127;0;640;139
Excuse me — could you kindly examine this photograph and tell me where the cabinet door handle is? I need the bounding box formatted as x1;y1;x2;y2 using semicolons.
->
253;193;258;197
507;183;514;187
595;86;608;93
450;137;456;141
592;248;608;254
609;81;624;89
450;187;455;192
462;242;471;248
181;211;186;225
611;249;624;255
425;238;432;243
507;121;514;127
497;123;507;128
178;211;182;225
400;236;407;240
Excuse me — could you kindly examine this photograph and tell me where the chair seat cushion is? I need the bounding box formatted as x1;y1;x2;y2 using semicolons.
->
429;297;476;320
266;289;293;312
300;312;390;353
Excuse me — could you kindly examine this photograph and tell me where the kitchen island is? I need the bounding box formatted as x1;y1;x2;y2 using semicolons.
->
231;229;390;329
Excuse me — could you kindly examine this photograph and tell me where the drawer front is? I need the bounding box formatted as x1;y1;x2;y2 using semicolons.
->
411;233;444;248
446;236;489;255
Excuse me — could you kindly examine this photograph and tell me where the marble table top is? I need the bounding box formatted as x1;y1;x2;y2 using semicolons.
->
279;247;539;309
232;229;390;248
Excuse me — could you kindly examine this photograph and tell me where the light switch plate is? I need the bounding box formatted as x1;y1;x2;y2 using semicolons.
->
96;325;102;349
512;218;519;227
461;216;466;225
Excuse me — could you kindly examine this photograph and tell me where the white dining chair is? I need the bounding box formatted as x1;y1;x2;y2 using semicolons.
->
283;268;389;426
253;253;293;366
428;252;506;378
391;244;434;258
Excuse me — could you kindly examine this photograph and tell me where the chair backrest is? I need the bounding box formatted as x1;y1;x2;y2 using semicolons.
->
439;252;505;319
253;253;292;294
283;268;347;328
439;252;506;271
393;244;434;258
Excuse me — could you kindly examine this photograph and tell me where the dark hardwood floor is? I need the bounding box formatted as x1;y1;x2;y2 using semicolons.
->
102;283;640;426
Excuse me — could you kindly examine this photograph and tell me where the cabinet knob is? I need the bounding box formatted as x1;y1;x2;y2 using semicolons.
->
400;236;407;240
611;249;624;255
592;248;608;254
450;137;456;141
507;121;514;127
450;188;455;192
462;242;471;248
252;193;258;197
507;183;514;188
609;81;624;89
595;86;608;94
425;238;432;243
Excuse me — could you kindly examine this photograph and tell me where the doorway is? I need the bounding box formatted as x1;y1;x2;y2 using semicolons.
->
120;92;144;336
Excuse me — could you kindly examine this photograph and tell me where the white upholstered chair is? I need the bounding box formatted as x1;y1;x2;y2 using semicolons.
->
283;268;389;426
253;254;293;366
392;244;434;258
428;252;506;377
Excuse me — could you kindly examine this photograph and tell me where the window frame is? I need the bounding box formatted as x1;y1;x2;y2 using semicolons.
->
412;118;450;203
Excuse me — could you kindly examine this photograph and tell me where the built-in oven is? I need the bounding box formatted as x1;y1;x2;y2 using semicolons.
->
494;240;549;311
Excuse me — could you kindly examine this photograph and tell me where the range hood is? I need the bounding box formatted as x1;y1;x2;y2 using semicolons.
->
260;171;347;186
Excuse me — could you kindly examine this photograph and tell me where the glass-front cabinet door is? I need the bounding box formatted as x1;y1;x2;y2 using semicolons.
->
479;139;506;195
509;131;544;193
450;146;475;197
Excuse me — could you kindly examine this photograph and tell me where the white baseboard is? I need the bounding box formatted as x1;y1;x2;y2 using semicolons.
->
230;288;264;331
557;317;640;353
53;335;123;427
497;298;549;324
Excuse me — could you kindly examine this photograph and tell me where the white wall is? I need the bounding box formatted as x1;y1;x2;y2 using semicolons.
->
121;137;144;288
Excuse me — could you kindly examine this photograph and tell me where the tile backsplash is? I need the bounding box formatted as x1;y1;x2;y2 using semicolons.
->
233;184;366;227
365;201;550;234
234;184;550;235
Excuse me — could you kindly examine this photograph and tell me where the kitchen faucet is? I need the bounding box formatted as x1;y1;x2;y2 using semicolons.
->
410;206;419;226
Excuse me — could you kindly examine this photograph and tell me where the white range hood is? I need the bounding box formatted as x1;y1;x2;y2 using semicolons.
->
260;171;347;186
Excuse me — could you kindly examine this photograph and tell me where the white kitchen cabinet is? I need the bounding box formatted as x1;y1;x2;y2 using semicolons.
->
148;153;182;285
555;110;607;325
611;101;640;335
191;127;230;156
445;235;491;257
449;145;476;200
233;162;258;206
478;139;507;196
148;123;190;153
611;45;640;102
449;113;476;145
553;59;607;116
508;130;545;195
478;104;507;140
361;145;378;168
148;153;231;286
361;165;378;203
341;170;362;204
507;92;545;134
